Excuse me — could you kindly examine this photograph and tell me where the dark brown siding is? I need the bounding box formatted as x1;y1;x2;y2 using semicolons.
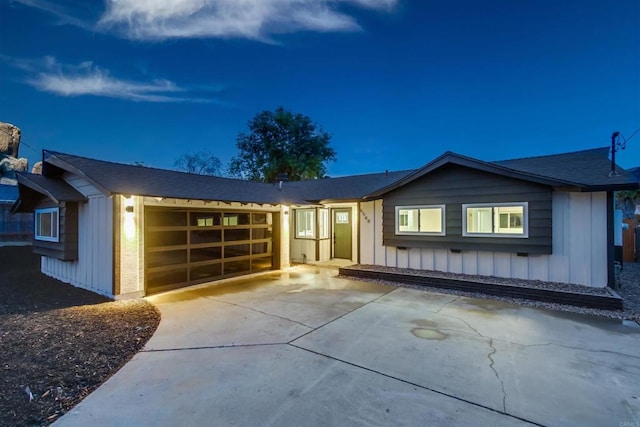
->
32;201;79;261
382;164;553;254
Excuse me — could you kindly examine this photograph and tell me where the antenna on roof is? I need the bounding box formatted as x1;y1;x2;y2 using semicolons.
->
609;131;625;177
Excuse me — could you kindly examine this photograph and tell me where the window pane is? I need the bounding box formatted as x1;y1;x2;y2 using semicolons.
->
225;244;251;258
296;209;315;238
467;207;492;233
147;210;187;227
147;250;187;268
225;228;251;242
224;260;251;275
190;212;221;227
147;268;187;288
51;211;58;239
252;228;272;240
251;213;268;225
252;242;270;255
419;208;442;233
191;229;222;244
252;256;272;271
398;209;419;232
494;206;524;234
224;213;250;226
190;247;222;262
190;264;222;282
147;230;187;247
40;212;52;237
318;209;329;238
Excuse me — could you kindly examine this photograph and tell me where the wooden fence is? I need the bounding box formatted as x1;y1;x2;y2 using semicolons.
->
623;219;637;262
0;203;33;245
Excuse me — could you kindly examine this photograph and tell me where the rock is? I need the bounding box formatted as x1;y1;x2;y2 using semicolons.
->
0;122;21;158
31;161;42;175
0;177;17;185
0;157;28;179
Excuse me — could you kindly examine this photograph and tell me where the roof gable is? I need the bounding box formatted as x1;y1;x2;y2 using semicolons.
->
365;151;578;199
12;173;87;213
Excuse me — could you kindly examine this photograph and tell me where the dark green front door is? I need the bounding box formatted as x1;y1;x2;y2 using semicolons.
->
333;209;352;260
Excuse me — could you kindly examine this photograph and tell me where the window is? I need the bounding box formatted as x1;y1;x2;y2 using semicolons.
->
463;203;528;237
35;207;59;242
296;209;315;238
318;209;329;239
395;205;445;235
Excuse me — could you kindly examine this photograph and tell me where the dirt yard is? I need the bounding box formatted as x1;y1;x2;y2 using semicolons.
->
0;246;160;426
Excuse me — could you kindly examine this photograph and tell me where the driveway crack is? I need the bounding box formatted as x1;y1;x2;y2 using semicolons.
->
208;297;314;329
488;338;507;413
435;296;462;313
289;287;397;344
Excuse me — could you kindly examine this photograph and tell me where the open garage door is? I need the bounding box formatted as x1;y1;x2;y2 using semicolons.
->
145;208;274;295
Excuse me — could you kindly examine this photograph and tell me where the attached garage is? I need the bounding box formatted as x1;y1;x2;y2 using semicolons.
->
145;207;276;294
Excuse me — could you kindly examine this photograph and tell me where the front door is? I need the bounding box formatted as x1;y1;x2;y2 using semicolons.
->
333;208;352;260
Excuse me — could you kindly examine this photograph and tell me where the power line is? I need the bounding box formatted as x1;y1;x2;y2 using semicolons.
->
620;126;640;145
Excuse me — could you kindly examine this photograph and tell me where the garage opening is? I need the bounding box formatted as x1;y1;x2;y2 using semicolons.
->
145;208;274;294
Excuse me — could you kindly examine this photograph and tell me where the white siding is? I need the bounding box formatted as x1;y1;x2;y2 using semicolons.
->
42;194;113;297
290;238;316;263
361;191;609;288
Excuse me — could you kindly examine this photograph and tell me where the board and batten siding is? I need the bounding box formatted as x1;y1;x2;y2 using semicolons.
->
360;191;608;287
382;164;553;254
41;173;113;297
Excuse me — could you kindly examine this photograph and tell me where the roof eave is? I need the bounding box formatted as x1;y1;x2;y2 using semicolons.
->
44;151;112;196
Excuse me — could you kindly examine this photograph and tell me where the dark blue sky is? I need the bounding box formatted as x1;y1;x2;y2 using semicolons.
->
1;0;639;175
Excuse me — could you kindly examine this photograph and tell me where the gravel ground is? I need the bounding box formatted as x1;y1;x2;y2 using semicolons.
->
618;261;640;323
0;246;161;426
342;263;640;324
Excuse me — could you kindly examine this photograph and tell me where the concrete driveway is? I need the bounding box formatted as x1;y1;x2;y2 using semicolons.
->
56;266;639;426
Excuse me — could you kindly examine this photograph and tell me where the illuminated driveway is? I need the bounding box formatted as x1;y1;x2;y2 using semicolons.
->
56;266;640;427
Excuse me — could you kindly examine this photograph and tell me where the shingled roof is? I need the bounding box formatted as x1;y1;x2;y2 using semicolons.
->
12;173;87;213
43;151;308;205
493;147;638;190
367;147;638;198
285;169;414;203
17;146;638;210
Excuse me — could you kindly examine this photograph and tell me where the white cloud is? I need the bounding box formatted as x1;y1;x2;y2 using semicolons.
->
20;57;211;103
12;0;96;30
97;0;398;41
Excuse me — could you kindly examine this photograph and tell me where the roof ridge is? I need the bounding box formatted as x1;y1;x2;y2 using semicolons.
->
493;146;608;163
45;150;272;186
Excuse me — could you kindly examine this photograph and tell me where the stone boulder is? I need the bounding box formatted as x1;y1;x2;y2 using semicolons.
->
0;157;28;179
0;122;21;158
0;177;17;186
31;161;42;175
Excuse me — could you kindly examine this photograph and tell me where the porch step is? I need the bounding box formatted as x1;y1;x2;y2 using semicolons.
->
339;266;623;311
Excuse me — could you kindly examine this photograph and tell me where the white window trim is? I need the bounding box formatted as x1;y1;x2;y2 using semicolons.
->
295;208;316;239
395;205;446;236
35;207;60;242
462;202;529;238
